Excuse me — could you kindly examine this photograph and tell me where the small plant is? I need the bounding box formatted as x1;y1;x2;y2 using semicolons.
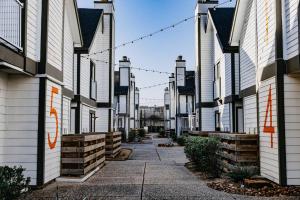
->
177;135;187;146
227;166;259;183
0;166;30;200
170;132;177;141
184;136;220;177
138;129;146;138
128;130;136;142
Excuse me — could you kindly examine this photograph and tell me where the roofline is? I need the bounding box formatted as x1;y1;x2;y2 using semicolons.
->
73;0;83;46
229;0;240;45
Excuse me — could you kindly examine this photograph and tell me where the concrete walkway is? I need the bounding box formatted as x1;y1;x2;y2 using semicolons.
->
25;134;295;200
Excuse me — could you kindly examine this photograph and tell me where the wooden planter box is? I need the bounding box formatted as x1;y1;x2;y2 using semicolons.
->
209;132;259;172
61;133;106;176
105;132;122;159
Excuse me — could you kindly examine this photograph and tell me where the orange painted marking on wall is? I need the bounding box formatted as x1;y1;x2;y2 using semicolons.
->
264;0;269;44
263;85;275;148
48;86;59;150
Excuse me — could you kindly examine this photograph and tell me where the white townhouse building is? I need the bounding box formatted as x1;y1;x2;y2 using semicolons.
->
0;0;115;187
229;0;300;186
167;56;196;136
93;0;115;133
114;56;140;139
195;0;300;186
0;0;82;186
164;87;171;132
195;6;242;133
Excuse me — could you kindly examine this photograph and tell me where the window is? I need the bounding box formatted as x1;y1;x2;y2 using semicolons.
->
215;112;221;131
90;61;96;100
214;62;221;99
89;111;96;132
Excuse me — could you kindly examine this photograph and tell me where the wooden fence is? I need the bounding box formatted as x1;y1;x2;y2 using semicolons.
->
105;132;122;159
61;134;106;176
209;133;259;172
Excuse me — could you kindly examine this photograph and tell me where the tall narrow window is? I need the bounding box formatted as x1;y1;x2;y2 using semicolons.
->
89;111;96;132
214;62;221;99
90;61;96;100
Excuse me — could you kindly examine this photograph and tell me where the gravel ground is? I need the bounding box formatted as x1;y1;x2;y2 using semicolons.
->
23;134;299;200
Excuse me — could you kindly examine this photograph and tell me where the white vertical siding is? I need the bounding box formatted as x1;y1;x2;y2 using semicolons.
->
120;68;129;86
96;108;108;132
119;95;127;114
284;75;300;185
257;0;276;69
26;0;41;61
47;0;63;70
222;103;231;132
235;53;240;95
62;97;70;135
201;16;214;102
44;80;62;184
80;55;90;98
0;75;39;186
63;9;74;91
225;54;232;97
0;72;7;132
81;105;93;133
244;95;258;134
179;95;186;114
240;0;257;90
201;108;215;131
176;68;185;86
259;77;279;184
283;0;299;60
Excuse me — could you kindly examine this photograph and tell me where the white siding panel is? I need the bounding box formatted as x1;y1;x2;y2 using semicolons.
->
225;54;232;97
284;75;300;185
26;0;41;61
284;0;299;60
259;77;279;184
244;95;258;134
62;97;70;135
80;55;90;98
119;95;127;114
222;103;231;132
0;75;39;186
179;95;186;114
44;80;62;184
96;108;108;132
47;0;63;70
240;0;257;90
257;0;276;69
201;108;214;131
63;10;74;91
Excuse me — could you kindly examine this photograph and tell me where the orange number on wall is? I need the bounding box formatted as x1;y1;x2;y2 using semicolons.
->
48;87;59;150
263;85;275;148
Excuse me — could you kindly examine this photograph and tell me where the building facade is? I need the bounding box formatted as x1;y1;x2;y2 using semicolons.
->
195;0;300;186
114;56;140;139
166;56;196;136
0;0;115;186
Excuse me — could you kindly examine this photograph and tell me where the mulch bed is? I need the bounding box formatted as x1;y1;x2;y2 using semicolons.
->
186;162;300;198
158;143;175;147
113;148;132;161
207;180;300;197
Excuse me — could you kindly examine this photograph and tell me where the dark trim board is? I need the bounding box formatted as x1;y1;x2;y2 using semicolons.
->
275;0;287;186
198;13;202;130
62;87;74;99
73;95;97;108
224;95;240;104
97;102;111;108
108;13;113;132
261;63;276;81
286;55;300;74
240;85;256;98
46;63;63;82
37;78;46;186
0;44;25;69
201;102;218;108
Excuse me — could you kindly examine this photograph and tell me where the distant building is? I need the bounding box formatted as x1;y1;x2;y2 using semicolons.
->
140;106;164;132
165;56;196;136
114;56;140;139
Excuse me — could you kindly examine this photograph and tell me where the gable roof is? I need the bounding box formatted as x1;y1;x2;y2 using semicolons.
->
78;8;103;49
208;8;236;51
177;71;195;95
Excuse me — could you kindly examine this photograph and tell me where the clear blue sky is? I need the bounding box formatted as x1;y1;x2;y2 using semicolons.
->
77;0;235;106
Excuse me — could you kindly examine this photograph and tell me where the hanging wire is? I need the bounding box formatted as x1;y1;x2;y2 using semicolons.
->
82;15;196;57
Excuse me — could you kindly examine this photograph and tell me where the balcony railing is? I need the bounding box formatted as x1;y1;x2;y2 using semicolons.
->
90;81;97;100
0;0;23;50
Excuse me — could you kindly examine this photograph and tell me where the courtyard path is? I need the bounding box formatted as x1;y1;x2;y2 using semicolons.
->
24;134;296;200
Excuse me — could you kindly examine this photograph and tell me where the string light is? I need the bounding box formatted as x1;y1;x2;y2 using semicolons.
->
83;15;196;57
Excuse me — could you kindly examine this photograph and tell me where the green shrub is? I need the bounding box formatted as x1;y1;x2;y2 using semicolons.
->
227;166;259;183
128;131;136;142
184;136;220;177
177;136;187;146
138;129;146;138
170;132;177;141
0;166;30;200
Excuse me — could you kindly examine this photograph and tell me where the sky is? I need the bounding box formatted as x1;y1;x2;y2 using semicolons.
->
76;0;236;106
